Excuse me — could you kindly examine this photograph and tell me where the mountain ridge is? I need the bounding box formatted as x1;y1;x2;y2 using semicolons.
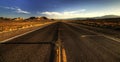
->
66;15;120;20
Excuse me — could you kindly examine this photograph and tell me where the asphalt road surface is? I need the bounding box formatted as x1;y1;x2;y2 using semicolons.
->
0;23;59;62
0;22;120;62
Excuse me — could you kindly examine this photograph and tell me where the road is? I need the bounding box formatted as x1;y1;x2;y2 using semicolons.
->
0;23;59;62
0;22;120;62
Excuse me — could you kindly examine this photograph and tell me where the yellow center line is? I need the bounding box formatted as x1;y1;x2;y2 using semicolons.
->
62;48;67;62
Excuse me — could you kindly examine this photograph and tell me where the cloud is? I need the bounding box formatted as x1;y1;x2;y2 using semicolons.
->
40;9;86;19
0;6;15;10
15;8;30;14
0;6;30;14
41;12;62;16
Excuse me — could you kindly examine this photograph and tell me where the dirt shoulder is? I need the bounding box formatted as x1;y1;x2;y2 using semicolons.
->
0;22;54;42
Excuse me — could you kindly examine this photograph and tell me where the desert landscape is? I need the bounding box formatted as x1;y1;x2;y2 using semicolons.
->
0;17;120;62
0;0;120;62
0;17;54;41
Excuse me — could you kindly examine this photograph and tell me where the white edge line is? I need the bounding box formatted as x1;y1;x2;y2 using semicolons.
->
0;23;51;43
84;28;120;42
86;28;120;42
68;23;120;42
100;34;120;42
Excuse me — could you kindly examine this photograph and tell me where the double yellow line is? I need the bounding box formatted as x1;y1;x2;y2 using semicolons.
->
55;39;67;62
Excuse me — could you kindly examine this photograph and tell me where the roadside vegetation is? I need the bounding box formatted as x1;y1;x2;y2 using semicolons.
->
0;17;53;32
69;18;120;39
72;18;120;31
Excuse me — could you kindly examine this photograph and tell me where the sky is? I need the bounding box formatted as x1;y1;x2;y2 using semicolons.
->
0;0;120;19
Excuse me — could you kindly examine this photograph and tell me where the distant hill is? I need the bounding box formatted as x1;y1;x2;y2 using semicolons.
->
94;15;120;19
66;15;120;20
24;16;50;21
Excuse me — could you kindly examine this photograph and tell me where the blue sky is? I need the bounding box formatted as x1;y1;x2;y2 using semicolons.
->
0;0;120;19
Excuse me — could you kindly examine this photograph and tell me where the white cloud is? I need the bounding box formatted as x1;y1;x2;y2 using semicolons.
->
0;6;30;14
4;7;15;10
15;8;30;14
40;8;120;19
41;9;87;19
41;12;62;16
